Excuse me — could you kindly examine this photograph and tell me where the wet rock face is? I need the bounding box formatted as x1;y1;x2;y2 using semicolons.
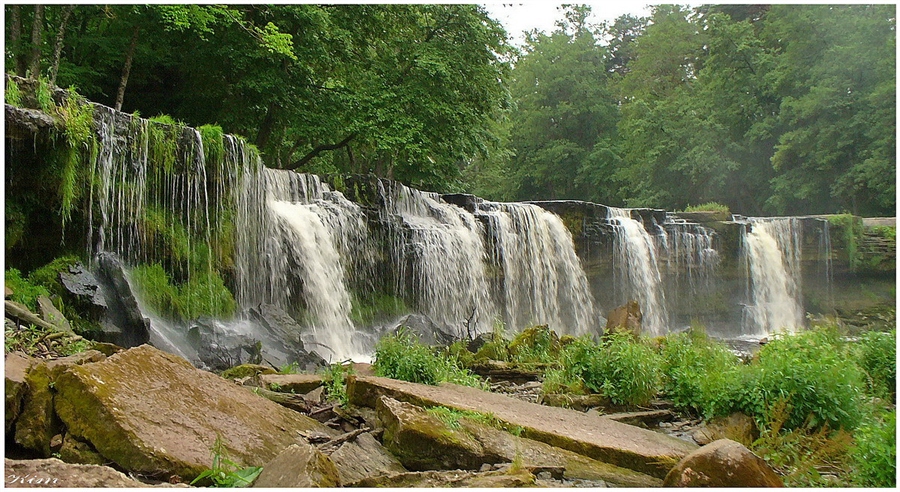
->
663;438;784;487
52;344;335;481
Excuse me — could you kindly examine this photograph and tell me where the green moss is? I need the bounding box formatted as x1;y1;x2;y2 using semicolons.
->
130;262;236;320
199;124;225;169
828;214;865;270
220;364;276;380
147;116;180;173
350;294;407;325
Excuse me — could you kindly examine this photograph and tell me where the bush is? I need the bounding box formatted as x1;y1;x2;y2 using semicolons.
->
508;324;561;364
661;328;743;418
851;409;896;487
374;329;484;388
855;329;896;401
683;202;730;213
739;327;865;431
548;333;662;406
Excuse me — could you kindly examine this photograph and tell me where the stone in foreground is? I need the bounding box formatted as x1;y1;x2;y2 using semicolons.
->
348;375;697;478
5;458;152;488
251;442;341;487
377;396;661;487
663;438;784;487
53;345;336;481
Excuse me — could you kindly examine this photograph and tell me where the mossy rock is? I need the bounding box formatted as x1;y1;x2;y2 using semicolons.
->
252;442;341;487
53;345;336;481
5;352;36;433
220;363;277;380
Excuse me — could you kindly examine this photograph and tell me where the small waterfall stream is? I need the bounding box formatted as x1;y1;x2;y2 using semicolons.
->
607;207;669;335
741;217;804;336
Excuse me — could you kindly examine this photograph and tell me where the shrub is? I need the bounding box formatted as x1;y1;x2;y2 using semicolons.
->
374;329;484;388
739;327;865;431
660;328;743;418
322;362;354;407
683;202;730;213
855;329;896;401
508;324;560;364
851;409;896;487
5;77;22;106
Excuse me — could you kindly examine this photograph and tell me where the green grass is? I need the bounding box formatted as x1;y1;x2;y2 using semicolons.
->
5;268;50;312
682;202;730;213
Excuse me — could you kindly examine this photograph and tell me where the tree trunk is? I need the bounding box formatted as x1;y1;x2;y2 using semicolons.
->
49;5;75;85
29;5;44;78
10;6;26;76
114;25;140;112
291;133;357;170
255;103;277;150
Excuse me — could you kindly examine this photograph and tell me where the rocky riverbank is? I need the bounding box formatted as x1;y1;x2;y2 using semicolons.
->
5;341;787;488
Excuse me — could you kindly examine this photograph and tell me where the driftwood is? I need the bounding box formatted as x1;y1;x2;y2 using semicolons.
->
252;387;312;413
317;427;371;455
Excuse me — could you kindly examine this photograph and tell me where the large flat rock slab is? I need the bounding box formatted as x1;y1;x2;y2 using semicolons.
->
348;376;697;478
4;458;156;487
53;345;336;481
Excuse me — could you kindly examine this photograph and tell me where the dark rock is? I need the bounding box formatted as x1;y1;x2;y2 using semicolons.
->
94;253;150;347
469;360;545;384
251;442;341;488
605;300;642;337
392;313;456;347
58;262;107;314
188;318;263;371
248;304;328;371
466;331;494;353
441;193;483;212
602;409;676;429
5;105;58;140
663;438;784;487
59;434;108;466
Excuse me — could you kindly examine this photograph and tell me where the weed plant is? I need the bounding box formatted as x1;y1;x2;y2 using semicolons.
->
851;408;896;487
5;77;23;106
36;77;55;112
854;329;896;401
322;362;354;406
374;328;485;388
5;268;51;311
682;202;730;213
191;436;263;487
660;327;742;418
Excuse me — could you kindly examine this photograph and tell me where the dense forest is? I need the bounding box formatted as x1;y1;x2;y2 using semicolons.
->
5;3;896;216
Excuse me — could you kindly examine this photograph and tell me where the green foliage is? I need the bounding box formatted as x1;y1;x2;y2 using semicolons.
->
36;77;55;112
191;436;263;487
508;325;560;364
5;77;23;106
855;329;896;401
374;329;485;388
660;327;742;418
751;399;855;487
28;255;81;294
682;202;730;213
828;214;866;270
322;362;354;407
56;88;95;225
199;124;225;167
5;268;50;312
740;326;865;431
851;409;896;487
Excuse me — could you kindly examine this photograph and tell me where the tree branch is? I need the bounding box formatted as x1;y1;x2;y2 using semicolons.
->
291;133;357;169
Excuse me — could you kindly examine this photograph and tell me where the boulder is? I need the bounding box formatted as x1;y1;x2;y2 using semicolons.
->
188;318;263;371
376;396;661;487
663;438;784;487
94;253;150;347
328;432;407;484
14;351;107;456
4;457;153;488
5;351;36;432
59;433;108;466
259;373;323;394
605;300;642;337
392;313;456;347
58;262;107;317
37;295;73;334
248;304;327;371
53;344;337;481
251;442;341;488
348;376;697;478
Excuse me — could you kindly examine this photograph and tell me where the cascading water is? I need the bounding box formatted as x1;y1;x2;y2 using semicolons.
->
659;215;720;322
607;208;669;336
236;169;373;360
478;202;597;335
741;217;804;336
380;182;497;334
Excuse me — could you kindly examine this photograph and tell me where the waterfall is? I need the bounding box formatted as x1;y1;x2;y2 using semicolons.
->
478;202;597;335
235;169;372;360
659;215;720;321
381;182;497;334
607;208;668;336
741;217;804;336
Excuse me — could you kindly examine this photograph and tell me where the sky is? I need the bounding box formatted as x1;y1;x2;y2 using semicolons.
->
481;2;654;45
